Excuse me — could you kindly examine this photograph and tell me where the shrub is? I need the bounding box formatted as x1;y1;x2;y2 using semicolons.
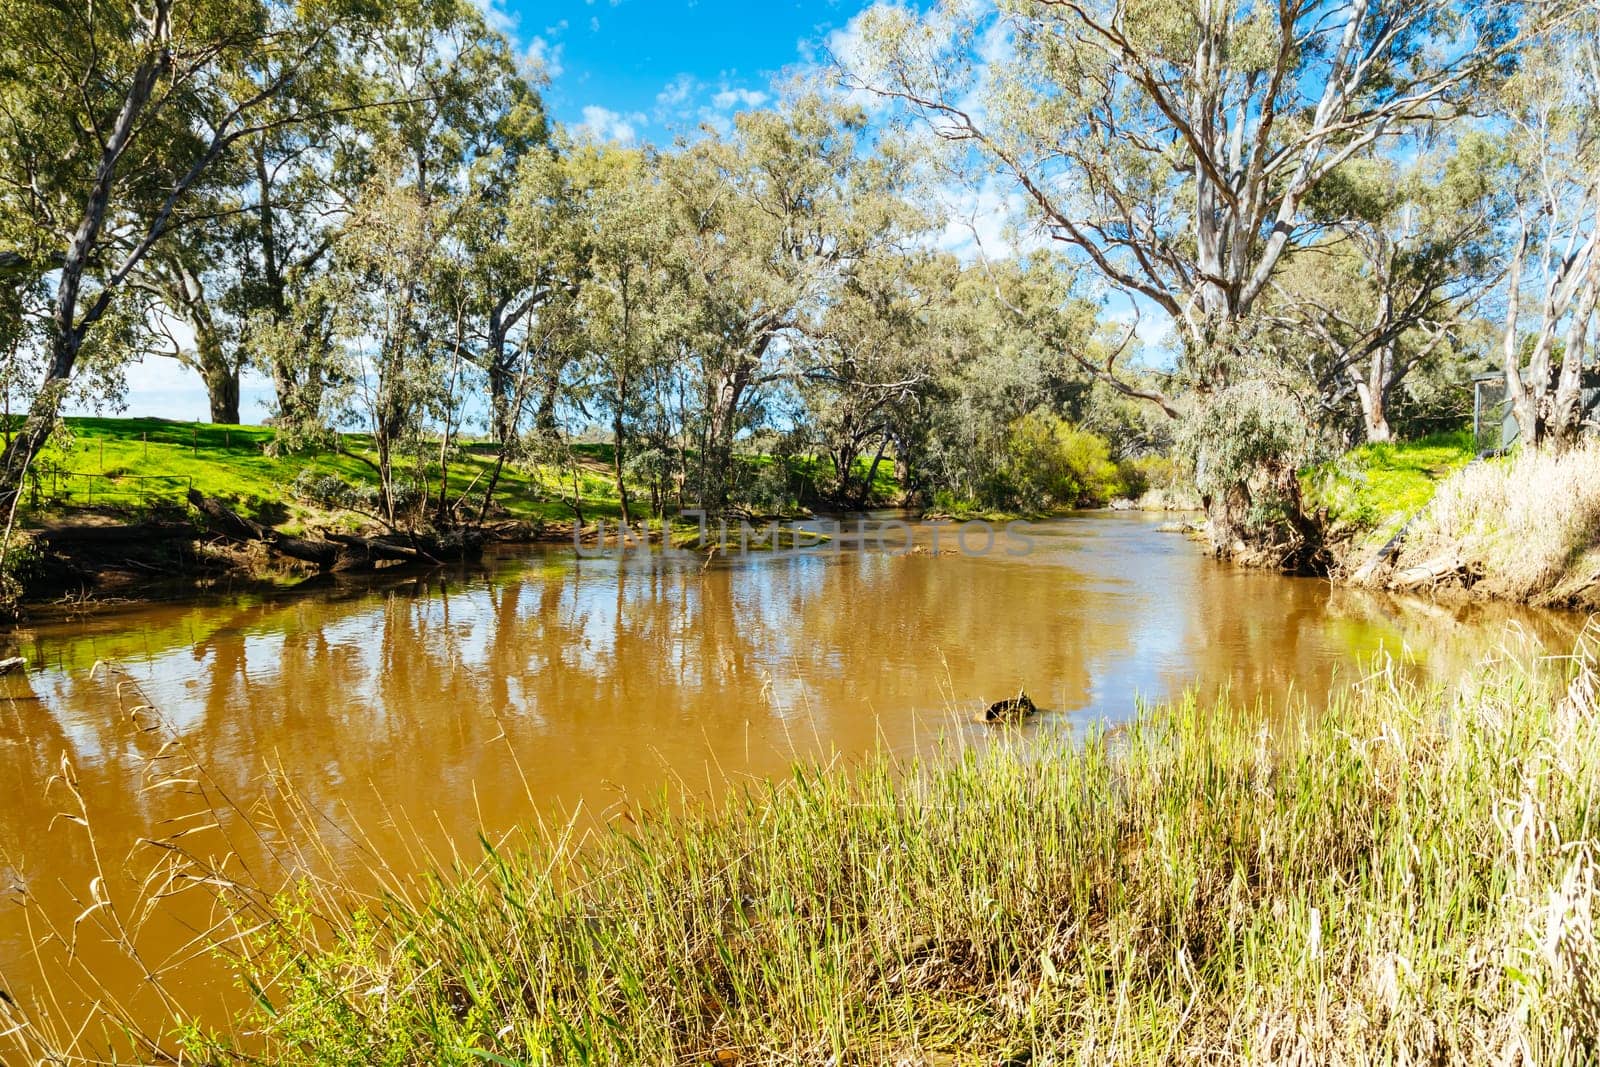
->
0;530;41;615
1003;411;1125;509
290;469;423;519
735;456;798;514
1116;454;1177;499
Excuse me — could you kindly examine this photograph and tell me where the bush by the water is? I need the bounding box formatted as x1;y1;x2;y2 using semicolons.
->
957;412;1130;512
80;646;1593;1066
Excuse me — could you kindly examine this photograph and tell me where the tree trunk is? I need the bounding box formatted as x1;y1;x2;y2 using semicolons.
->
0;329;78;511
612;414;631;527
489;358;514;445
203;361;241;425
1203;482;1252;558
1355;344;1393;443
700;360;751;513
0;37;166;509
1548;253;1600;444
187;315;241;424
856;433;891;509
486;306;518;446
534;373;561;441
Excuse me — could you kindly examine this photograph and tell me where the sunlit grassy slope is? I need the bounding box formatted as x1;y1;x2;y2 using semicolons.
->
1302;430;1476;535
20;417;596;523
14;417;898;526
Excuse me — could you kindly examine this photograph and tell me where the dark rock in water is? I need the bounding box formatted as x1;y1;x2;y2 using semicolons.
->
984;691;1038;723
0;657;24;675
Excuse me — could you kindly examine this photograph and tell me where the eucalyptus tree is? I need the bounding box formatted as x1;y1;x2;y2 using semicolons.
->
1495;10;1600;447
136;240;245;423
235;93;359;437
563;147;680;524
324;163;468;526
0;0;379;508
486;141;597;448
801;248;940;506
318;0;538;526
1272;139;1505;443
660;96;922;510
911;253;1100;503
845;0;1552;545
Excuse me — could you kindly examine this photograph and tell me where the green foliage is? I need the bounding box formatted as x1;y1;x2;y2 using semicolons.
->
1176;379;1322;503
1116;453;1177;499
0;529;40;614
1304;430;1476;531
1001;410;1126;509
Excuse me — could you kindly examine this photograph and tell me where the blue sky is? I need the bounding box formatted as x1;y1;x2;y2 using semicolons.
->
495;0;872;145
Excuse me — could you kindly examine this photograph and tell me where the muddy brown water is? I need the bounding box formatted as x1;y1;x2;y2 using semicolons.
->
0;512;1586;1048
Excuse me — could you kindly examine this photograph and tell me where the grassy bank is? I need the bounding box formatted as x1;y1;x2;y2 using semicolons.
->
16;417;630;527
0;418;906;611
9;646;1584;1064
1302;430;1476;546
10;418;904;529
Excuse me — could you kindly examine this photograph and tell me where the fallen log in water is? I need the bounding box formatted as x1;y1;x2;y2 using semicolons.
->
1351;512;1420;586
324;531;438;566
187;490;340;569
0;656;24;674
1389;555;1465;592
186;490;486;572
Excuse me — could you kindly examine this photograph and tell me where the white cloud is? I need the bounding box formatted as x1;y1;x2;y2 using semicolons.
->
576;104;646;145
806;2;894;70
932;175;1036;262
711;87;769;110
469;0;516;37
655;73;698;114
803;3;911;114
1105;296;1178;366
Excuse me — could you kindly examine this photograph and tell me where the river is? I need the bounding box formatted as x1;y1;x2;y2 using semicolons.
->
0;512;1585;1047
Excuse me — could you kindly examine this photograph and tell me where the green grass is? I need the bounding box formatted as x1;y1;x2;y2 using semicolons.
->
12;419;903;530
1303;430;1476;535
17;417;620;525
31;647;1576;1066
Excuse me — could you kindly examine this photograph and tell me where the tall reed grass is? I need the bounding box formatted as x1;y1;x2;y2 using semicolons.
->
1400;439;1600;606
4;645;1599;1065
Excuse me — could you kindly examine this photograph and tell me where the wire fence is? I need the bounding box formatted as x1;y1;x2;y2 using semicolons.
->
26;464;194;509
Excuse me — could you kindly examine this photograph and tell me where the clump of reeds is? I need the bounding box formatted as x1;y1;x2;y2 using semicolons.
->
6;646;1600;1066
1400;439;1600;605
